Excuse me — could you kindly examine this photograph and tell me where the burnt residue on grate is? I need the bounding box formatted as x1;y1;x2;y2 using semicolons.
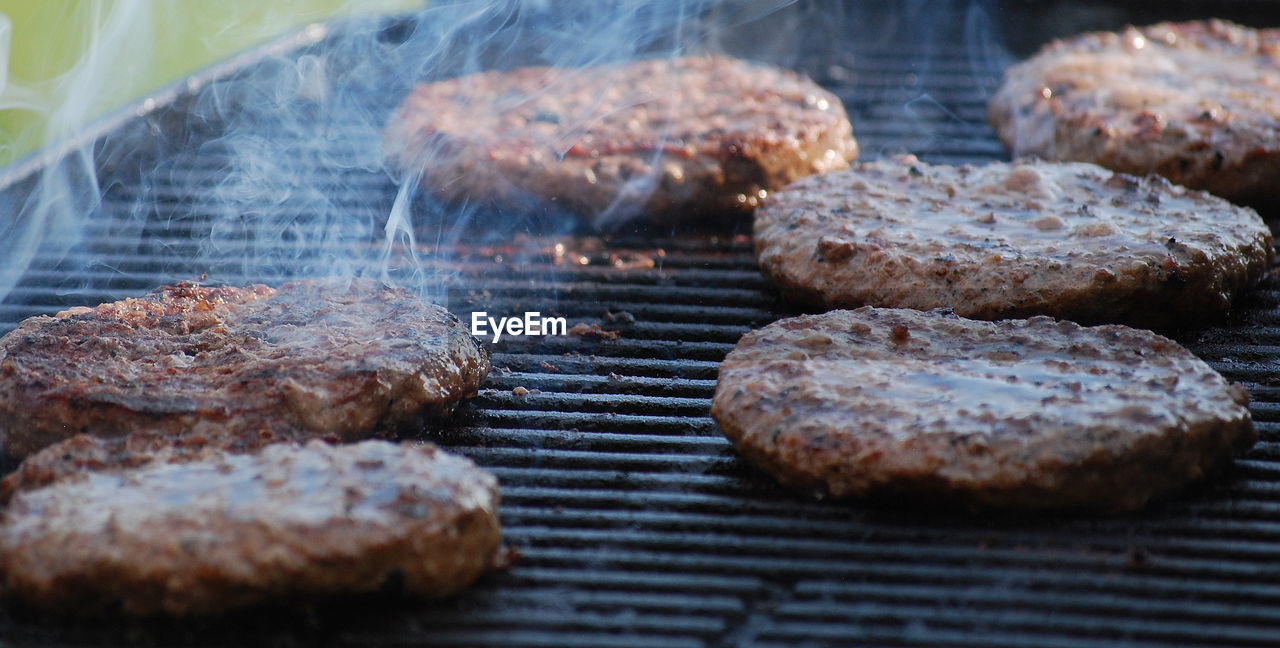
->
3;3;1280;648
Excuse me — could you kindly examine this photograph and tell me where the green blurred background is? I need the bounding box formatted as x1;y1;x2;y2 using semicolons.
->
0;0;418;170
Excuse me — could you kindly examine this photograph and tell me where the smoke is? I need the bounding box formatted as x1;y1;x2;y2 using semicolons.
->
0;1;735;308
0;0;1017;312
169;0;742;304
0;1;159;306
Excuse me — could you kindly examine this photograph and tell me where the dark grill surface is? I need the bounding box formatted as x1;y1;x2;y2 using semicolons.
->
3;3;1280;647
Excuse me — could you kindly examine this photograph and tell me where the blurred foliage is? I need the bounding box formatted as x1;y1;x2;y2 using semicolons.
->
0;0;418;168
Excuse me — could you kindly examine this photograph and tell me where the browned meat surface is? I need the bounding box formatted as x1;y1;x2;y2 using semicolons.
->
385;56;858;226
753;155;1271;329
1;433;233;504
0;278;489;458
989;20;1280;208
0;439;501;615
711;308;1256;511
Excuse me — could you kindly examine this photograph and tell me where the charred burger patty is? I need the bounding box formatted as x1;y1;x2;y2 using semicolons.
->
711;307;1256;511
3;433;249;504
0;278;489;458
989;19;1280;208
385;55;858;225
0;439;501;615
753;155;1272;329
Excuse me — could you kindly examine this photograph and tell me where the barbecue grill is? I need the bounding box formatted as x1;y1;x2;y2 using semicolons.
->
3;1;1280;646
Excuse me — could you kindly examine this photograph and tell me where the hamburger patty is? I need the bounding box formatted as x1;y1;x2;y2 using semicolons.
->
1;433;231;504
0;439;501;615
711;308;1256;511
384;56;858;225
753;156;1272;329
989;20;1280;208
0;278;489;458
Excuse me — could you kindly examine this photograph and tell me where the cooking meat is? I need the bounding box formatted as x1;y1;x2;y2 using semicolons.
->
753;155;1272;329
711;307;1256;511
0;439;501;615
0;278;489;458
1;433;236;504
384;55;858;226
988;19;1280;208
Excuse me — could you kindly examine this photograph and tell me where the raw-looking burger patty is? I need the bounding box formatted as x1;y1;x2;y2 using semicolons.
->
0;439;501;615
384;55;858;225
989;20;1280;208
753;156;1272;329
711;307;1256;511
0;278;489;458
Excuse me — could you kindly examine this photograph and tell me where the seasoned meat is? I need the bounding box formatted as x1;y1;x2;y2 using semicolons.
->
1;433;233;504
0;278;489;458
753;155;1271;329
0;439;501;615
711;308;1256;511
384;56;858;226
989;19;1280;208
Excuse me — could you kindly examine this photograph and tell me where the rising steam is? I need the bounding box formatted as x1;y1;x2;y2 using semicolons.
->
0;0;1014;312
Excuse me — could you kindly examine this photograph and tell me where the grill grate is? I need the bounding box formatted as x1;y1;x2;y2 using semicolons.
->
2;3;1280;647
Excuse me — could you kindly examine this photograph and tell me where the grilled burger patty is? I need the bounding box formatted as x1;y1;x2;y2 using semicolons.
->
989;20;1280;208
0;279;489;458
711;308;1256;511
1;433;230;504
0;439;501;615
753;156;1272;329
384;56;858;225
